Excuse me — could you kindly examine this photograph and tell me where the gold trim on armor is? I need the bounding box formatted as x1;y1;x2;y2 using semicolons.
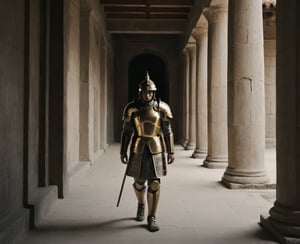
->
133;136;163;154
123;107;138;122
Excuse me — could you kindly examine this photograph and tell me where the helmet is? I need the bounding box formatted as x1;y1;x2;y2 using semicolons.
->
138;72;157;92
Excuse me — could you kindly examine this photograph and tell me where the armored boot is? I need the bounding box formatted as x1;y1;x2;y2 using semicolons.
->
147;180;160;232
133;181;146;221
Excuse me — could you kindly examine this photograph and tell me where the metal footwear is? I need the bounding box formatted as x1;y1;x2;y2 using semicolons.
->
147;216;159;232
136;203;145;221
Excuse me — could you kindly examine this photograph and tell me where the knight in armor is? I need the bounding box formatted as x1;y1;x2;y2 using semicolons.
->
120;72;175;232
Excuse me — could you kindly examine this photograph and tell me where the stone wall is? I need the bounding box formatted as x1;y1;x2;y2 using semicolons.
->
64;0;113;177
0;0;30;243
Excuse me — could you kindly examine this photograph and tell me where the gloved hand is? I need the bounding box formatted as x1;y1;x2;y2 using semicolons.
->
120;153;128;164
167;153;175;164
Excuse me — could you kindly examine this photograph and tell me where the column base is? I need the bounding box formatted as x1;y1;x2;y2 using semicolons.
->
222;167;270;188
221;179;276;189
203;156;227;169
185;142;196;150
181;139;188;148
192;149;207;159
260;214;300;243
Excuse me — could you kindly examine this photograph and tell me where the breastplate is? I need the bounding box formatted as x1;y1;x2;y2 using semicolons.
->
133;105;161;138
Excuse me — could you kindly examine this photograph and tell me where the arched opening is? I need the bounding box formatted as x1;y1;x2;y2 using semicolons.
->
128;53;168;102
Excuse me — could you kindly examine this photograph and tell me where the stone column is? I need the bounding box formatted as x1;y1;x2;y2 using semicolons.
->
260;1;300;242
192;16;208;159
181;49;190;147
203;1;228;168
185;38;197;150
222;0;269;187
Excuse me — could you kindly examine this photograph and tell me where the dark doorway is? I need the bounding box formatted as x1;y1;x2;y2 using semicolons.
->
128;54;168;102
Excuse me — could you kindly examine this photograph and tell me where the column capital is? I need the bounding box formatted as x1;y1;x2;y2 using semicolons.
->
185;36;196;50
203;1;228;23
192;16;208;41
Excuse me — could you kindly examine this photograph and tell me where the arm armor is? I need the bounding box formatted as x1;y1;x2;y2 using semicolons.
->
120;102;137;155
164;132;174;154
159;101;174;154
120;121;134;155
120;129;132;155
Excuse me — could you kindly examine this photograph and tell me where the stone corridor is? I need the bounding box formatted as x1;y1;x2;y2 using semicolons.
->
19;144;277;244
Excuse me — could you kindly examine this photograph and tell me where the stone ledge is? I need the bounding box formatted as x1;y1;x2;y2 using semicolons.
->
0;209;30;244
29;186;58;226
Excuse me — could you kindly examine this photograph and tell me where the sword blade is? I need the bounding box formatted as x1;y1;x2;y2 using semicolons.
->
116;170;127;207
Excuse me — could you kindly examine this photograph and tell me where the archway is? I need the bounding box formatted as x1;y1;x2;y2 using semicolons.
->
128;53;168;102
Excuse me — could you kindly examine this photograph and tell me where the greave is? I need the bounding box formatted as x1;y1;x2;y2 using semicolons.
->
147;180;160;217
133;181;146;221
133;181;146;204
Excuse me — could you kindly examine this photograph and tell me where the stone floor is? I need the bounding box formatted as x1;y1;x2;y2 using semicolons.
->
18;144;278;244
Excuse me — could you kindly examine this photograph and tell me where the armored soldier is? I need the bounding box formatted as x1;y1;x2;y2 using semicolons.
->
120;72;175;232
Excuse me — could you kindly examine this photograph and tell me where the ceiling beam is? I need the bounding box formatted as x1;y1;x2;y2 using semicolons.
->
180;0;211;49
106;13;188;19
100;0;193;5
103;6;191;12
106;19;186;34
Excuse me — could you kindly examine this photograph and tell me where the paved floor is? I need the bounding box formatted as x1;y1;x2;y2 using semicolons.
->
19;144;278;244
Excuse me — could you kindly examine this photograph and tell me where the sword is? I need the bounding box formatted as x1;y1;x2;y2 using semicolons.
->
116;165;127;207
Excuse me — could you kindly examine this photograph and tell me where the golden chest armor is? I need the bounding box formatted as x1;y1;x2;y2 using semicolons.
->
132;105;163;154
133;105;161;137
